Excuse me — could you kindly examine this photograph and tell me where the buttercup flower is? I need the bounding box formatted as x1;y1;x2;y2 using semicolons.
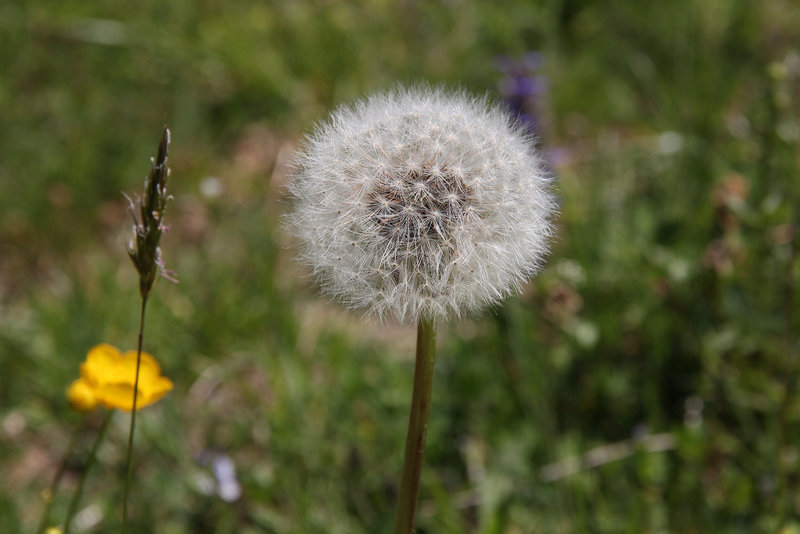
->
288;86;555;323
67;344;173;411
66;379;98;412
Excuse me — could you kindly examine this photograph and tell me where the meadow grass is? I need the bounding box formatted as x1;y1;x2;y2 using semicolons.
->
1;1;799;532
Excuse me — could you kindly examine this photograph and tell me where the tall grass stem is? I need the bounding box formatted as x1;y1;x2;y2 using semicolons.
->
121;296;148;533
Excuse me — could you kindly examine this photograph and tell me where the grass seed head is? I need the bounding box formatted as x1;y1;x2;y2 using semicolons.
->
126;127;176;298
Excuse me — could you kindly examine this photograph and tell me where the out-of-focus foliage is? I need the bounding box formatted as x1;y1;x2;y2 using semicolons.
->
1;0;799;533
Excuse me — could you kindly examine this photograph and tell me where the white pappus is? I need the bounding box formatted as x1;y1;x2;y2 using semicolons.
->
287;86;556;324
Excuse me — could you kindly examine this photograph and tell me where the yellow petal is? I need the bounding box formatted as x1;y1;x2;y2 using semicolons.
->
119;351;160;386
142;376;174;405
66;379;99;412
81;344;123;387
96;379;172;411
95;383;143;411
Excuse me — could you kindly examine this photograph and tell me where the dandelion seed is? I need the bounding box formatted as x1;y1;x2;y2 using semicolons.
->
288;86;555;323
287;85;557;534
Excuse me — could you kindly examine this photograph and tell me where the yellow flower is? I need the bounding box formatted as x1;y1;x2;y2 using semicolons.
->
67;343;173;412
66;378;98;411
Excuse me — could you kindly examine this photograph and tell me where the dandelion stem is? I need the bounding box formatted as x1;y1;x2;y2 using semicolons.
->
63;410;113;534
36;415;86;534
393;317;436;534
121;295;148;533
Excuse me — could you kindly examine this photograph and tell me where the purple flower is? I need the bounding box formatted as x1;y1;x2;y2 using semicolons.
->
495;52;549;134
197;451;242;502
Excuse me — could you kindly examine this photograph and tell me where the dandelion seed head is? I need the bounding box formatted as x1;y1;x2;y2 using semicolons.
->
288;86;556;323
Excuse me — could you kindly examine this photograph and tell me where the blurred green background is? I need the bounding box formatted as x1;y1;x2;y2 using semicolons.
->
1;0;799;532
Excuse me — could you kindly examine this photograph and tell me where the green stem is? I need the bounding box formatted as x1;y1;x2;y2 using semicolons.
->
36;416;86;534
63;410;114;534
776;215;798;525
121;296;148;533
393;317;436;534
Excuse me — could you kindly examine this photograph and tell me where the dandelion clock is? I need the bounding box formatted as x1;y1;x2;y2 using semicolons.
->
287;86;555;533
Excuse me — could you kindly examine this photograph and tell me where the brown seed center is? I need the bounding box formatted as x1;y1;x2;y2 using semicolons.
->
368;165;473;246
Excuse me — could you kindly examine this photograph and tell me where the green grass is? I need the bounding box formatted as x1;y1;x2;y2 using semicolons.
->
1;0;800;532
